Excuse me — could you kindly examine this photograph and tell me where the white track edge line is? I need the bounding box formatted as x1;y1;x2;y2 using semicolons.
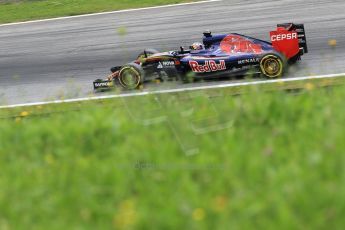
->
0;0;223;27
1;73;345;109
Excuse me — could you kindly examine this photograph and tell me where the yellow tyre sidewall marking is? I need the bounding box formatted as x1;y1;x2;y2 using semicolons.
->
119;66;141;89
260;55;283;78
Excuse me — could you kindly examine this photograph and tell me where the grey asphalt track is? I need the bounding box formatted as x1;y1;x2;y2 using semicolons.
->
1;0;345;105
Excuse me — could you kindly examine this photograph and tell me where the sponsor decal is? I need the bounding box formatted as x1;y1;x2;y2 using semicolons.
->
271;32;297;42
157;61;175;69
270;29;300;59
189;60;226;73
94;81;112;87
220;35;263;54
238;58;260;65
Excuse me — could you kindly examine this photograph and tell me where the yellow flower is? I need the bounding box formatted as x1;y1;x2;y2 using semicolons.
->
192;208;206;221
113;199;137;229
328;39;337;47
20;111;29;117
305;82;315;91
277;80;285;86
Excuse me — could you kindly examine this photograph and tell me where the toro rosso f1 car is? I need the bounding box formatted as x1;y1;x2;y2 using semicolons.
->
93;23;308;90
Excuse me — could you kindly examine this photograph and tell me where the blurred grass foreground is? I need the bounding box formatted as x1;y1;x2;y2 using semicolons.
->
0;0;195;23
0;83;345;229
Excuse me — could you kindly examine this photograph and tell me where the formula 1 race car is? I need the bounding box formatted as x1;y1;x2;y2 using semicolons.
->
93;23;308;90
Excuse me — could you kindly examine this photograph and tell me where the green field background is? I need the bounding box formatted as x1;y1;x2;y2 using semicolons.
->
0;0;193;23
1;84;345;229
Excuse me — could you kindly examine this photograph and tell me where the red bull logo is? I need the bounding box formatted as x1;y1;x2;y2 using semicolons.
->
189;60;226;73
220;35;263;54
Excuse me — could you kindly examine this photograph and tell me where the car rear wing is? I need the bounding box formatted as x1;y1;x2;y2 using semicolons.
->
277;23;308;54
270;23;308;59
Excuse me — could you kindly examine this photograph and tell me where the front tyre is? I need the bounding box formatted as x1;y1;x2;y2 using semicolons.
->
117;63;144;90
260;54;285;78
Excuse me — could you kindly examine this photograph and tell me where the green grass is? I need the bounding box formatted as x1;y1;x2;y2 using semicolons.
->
0;0;194;24
1;82;345;229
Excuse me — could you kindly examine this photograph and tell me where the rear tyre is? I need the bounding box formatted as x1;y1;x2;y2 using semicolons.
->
259;53;286;78
117;63;144;90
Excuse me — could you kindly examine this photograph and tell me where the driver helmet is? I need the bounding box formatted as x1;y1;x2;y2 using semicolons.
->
191;42;205;51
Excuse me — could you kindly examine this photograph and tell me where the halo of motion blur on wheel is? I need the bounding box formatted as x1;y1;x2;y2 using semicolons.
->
260;54;285;78
118;64;143;90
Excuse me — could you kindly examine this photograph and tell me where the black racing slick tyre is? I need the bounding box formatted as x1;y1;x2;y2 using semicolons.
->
259;53;286;78
137;49;160;60
117;63;144;90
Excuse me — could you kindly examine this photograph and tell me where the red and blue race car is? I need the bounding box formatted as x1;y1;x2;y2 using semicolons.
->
93;23;308;90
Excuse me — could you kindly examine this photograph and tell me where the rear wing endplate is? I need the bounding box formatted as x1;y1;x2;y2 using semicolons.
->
277;23;308;54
